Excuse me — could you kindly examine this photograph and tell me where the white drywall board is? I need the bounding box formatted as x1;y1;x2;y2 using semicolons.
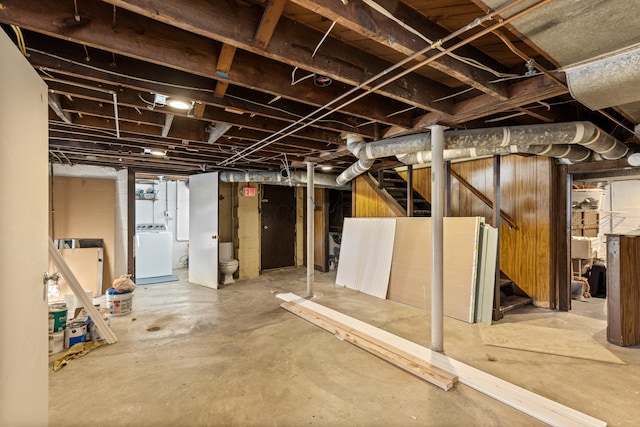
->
475;224;498;324
335;217;397;299
388;217;482;323
276;293;606;427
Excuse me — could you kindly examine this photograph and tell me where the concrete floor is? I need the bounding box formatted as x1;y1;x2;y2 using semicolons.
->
49;268;640;426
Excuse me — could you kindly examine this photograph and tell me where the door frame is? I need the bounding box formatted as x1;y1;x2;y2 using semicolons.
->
260;184;296;271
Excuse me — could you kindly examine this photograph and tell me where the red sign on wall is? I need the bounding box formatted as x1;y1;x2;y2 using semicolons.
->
242;186;257;197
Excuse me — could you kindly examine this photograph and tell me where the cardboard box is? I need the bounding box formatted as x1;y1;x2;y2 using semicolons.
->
571;236;597;259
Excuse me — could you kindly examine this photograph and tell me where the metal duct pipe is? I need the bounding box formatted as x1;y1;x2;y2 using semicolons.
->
357;133;431;160
398;144;592;165
336;159;375;187
345;133;366;157
566;47;640;111
441;122;628;159
337;121;627;185
219;170;347;189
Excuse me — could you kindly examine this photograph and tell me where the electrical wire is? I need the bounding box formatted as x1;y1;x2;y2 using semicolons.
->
10;25;27;56
220;0;543;166
361;0;518;79
291;20;337;86
30;48;363;130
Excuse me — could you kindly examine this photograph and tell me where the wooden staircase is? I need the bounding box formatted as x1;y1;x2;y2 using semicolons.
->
497;271;533;315
369;168;532;319
378;169;431;217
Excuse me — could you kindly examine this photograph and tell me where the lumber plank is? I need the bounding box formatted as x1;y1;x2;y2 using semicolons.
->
281;301;456;391
276;293;606;427
49;238;117;344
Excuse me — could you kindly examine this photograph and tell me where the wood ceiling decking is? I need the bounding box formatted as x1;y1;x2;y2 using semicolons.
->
0;0;635;176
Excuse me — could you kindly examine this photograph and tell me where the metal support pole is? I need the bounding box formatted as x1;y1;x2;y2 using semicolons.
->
306;162;315;298
444;161;451;217
431;125;444;352
407;164;414;217
492;155;504;321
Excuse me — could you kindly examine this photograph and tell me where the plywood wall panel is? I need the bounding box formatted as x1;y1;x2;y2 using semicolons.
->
52;177;115;293
353;176;399;218
387;217;482;323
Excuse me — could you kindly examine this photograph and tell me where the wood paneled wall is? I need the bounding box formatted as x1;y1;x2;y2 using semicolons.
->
353;175;401;218
394;156;553;306
314;188;329;271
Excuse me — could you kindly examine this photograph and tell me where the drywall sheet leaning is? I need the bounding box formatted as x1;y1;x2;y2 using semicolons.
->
335;217;396;299
387;217;482;323
50;248;104;297
475;224;498;324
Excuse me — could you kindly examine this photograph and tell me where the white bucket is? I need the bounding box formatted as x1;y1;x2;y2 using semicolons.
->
106;288;134;316
49;330;65;355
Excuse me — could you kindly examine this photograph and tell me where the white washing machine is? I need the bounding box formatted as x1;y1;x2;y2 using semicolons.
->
135;223;173;279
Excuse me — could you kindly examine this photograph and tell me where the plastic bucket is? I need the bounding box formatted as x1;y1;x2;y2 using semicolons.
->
49;330;65;355
48;303;68;333
65;321;87;348
106;288;134;316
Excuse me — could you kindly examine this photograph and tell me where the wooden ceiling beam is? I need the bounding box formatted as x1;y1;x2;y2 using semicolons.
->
54;84;348;146
289;0;509;100
31;49;378;137
0;0;412;128
100;0;456;114
413;74;568;129
254;0;287;49
214;44;237;98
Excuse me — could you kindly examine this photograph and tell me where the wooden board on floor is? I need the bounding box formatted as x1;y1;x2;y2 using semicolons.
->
276;293;607;427
281;300;457;391
387;217;482;323
335;218;396;299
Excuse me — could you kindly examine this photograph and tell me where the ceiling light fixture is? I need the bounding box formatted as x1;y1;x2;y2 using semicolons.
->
319;164;333;171
150;93;194;111
167;99;193;110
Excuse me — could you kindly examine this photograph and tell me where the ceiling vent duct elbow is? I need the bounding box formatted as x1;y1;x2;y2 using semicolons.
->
566;47;640;119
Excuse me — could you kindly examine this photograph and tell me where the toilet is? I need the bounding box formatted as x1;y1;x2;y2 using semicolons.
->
219;242;239;285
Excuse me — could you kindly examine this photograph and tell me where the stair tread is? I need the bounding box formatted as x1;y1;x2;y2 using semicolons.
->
499;278;513;287
500;295;532;313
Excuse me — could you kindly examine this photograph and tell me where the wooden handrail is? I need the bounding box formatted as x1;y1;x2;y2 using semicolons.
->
362;173;407;217
450;169;518;230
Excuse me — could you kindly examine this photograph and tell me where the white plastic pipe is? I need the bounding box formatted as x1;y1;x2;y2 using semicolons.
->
431;125;444;353
306;162;315;298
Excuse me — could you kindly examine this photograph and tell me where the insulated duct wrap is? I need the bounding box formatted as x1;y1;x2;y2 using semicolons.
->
220;170;347;189
398;144;592;165
336;159;374;187
336;121;627;185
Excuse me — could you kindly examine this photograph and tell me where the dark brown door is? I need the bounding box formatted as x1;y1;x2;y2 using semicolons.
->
261;185;296;270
